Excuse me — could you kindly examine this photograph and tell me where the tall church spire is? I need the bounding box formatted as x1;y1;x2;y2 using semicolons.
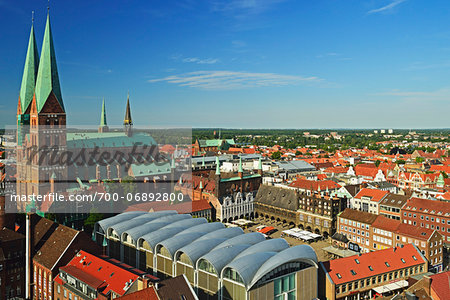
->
34;12;64;113
124;92;133;136
124;91;133;125
100;98;107;126
18;17;39;114
98;98;108;133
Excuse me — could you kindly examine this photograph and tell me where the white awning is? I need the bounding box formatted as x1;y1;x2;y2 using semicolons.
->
372;280;408;294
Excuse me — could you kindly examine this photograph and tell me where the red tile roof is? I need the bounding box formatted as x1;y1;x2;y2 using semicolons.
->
58;250;139;297
117;286;159;300
322;244;425;285
430;271;450;300
404;198;450;216
289;179;341;191
354;188;389;203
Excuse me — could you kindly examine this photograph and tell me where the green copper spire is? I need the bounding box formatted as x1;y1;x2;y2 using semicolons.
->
437;173;445;187
171;156;176;169
199;179;203;190
19;21;39;113
35;13;64;113
238;157;243;173
257;157;262;170
215;156;221;176
100;98;107;126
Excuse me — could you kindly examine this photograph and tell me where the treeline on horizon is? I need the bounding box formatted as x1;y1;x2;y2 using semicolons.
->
192;128;450;151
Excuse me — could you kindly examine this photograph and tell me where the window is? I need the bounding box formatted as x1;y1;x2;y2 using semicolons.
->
337;273;342;279
368;265;373;271
274;274;296;300
355;259;360;264
401;258;406;263
412;255;417;261
351;270;357;276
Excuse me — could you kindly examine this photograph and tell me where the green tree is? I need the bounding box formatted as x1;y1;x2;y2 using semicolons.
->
271;151;281;160
375;160;381;167
415;157;424;163
84;208;104;231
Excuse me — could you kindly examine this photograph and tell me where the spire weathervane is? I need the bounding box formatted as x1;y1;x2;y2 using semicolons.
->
32;11;34;24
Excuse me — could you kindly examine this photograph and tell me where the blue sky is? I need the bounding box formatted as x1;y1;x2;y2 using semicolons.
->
1;0;450;128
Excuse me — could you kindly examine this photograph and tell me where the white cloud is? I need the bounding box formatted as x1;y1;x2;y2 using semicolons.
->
373;88;450;102
182;57;220;64
148;70;320;90
211;0;285;16
368;0;407;14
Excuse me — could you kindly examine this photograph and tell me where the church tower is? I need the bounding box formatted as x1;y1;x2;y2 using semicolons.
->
124;92;133;136
16;16;40;198
98;98;109;133
17;11;67;199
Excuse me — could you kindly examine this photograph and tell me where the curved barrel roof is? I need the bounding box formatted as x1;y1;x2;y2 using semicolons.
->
95;211;146;233
122;214;190;244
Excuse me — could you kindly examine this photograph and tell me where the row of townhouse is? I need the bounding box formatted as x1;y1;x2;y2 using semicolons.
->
350;187;450;246
337;208;444;272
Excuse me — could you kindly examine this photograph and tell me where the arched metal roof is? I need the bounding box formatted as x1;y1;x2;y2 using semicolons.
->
137;218;207;252
122;214;190;244
212;232;265;251
175;238;228;265
248;245;318;289
107;213;172;238
174;227;244;266
134;211;177;220
156;222;225;259
233;238;289;261
197;227;244;242
95;211;146;233
197;244;252;275
222;252;278;288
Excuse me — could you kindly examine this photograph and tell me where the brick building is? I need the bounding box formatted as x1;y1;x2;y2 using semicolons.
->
401;197;450;245
379;193;409;220
319;245;428;300
337;209;378;253
255;185;346;237
0;228;25;299
33;225;100;300
350;188;389;214
53;250;148;300
338;209;444;271
176;157;262;222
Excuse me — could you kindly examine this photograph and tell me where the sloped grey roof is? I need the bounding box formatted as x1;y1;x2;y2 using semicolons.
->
122;214;191;244
249;245;318;289
95;211;146;233
137;218;207;252
255;185;299;211
275;160;315;172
